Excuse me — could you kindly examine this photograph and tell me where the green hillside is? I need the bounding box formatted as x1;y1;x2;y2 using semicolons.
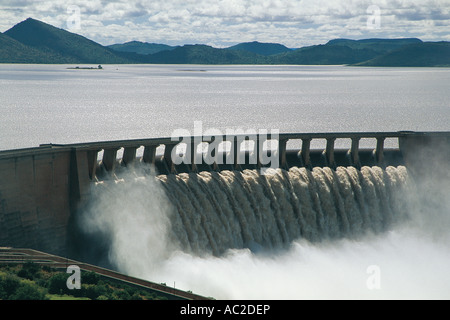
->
353;42;450;67
146;44;270;64
108;41;178;55
226;41;292;56
0;32;63;63
271;38;427;65
326;38;423;54
4;18;132;64
1;17;448;67
272;44;379;65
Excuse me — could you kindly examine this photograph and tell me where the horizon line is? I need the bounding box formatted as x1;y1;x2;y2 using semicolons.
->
4;17;447;50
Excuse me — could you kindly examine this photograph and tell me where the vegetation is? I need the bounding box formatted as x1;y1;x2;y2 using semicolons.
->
225;41;293;56
271;43;379;65
353;42;450;67
0;32;63;64
146;44;271;64
1;17;449;67
0;262;169;300
107;41;178;55
3;18;132;64
325;38;423;55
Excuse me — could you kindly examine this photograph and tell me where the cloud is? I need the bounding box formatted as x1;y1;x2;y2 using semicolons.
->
0;0;449;46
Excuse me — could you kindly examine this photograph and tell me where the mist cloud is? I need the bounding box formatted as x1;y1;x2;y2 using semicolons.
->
75;155;450;299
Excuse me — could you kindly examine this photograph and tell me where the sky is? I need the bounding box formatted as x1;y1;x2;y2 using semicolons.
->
0;0;449;48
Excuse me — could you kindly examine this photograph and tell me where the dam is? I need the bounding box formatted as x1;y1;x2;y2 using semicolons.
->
0;131;449;261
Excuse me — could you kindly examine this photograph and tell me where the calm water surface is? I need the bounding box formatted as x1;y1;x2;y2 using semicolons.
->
0;64;449;151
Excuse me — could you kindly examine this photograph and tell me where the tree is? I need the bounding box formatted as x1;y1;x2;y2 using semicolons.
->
0;275;21;298
47;272;70;295
10;282;47;300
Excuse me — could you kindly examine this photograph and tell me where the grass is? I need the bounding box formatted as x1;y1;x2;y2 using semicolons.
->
47;294;90;300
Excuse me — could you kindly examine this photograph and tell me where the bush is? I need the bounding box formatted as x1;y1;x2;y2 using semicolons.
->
130;292;143;300
0;265;172;300
115;289;131;300
0;286;6;299
17;262;41;280
76;283;109;300
82;271;100;285
0;275;21;298
10;282;47;300
47;272;70;295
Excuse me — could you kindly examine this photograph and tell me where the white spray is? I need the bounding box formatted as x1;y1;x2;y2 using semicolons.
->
79;163;450;299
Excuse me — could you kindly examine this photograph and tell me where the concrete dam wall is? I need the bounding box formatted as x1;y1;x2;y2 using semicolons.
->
0;131;449;257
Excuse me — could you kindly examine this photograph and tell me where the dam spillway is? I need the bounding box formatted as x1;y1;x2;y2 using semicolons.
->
146;165;411;256
0;131;449;259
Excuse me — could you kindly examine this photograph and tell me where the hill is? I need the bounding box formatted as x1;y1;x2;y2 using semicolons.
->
326;38;423;54
272;44;379;65
353;42;450;67
146;44;270;64
1;18;448;67
226;41;292;56
0;32;62;63
272;38;427;65
4;18;132;64
108;41;178;55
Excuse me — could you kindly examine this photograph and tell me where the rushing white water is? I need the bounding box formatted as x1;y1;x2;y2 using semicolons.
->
75;163;450;299
156;166;411;255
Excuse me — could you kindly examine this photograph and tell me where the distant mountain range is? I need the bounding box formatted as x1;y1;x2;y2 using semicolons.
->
1;18;449;67
226;41;293;56
107;41;179;55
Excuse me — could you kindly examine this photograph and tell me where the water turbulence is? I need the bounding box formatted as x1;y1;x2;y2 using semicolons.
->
75;161;435;299
156;166;410;256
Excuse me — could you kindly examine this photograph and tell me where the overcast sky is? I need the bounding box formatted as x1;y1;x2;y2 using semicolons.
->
0;0;448;47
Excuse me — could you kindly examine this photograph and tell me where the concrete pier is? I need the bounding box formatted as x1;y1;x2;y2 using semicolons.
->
0;131;449;255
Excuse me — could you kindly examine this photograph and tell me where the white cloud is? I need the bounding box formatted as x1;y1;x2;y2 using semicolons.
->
0;0;448;46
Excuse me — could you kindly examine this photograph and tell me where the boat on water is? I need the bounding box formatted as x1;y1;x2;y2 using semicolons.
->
67;65;103;70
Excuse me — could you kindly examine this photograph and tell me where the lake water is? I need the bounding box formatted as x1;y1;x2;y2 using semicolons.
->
1;64;449;151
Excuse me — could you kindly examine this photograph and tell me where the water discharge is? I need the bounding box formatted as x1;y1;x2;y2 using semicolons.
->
156;166;410;255
78;165;450;299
